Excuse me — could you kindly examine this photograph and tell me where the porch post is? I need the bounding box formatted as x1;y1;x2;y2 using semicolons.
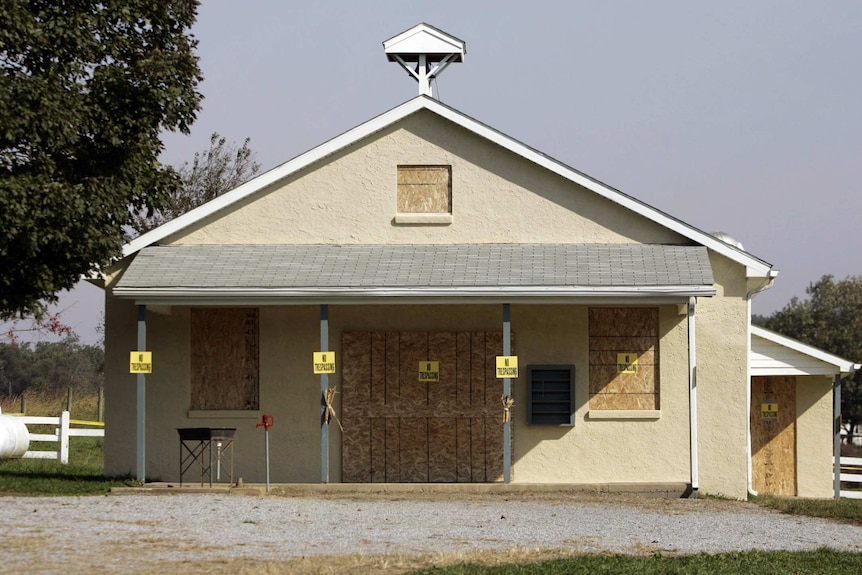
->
320;304;329;483
136;304;146;482
688;297;698;494
503;303;512;484
834;374;841;499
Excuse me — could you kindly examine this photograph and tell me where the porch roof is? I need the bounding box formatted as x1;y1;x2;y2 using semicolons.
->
114;243;715;304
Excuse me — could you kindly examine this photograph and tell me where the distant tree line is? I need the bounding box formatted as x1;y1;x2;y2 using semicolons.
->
0;334;103;399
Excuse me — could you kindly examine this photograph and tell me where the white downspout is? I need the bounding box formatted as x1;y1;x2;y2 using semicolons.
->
745;270;776;497
688;296;698;494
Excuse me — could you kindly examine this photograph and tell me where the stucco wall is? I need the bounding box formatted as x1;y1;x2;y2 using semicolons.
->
695;252;750;499
168;110;686;247
513;305;691;483
796;375;834;497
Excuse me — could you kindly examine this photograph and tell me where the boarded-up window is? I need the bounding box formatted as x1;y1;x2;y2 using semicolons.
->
397;166;451;213
190;308;259;410
589;308;659;410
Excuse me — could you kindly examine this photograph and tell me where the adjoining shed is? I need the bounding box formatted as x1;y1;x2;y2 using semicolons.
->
750;326;859;497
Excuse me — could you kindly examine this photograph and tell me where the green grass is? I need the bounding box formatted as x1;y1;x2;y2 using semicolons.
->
410;549;862;574
751;495;862;526
0;436;134;495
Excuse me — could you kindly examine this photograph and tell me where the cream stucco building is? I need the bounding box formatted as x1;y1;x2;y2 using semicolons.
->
101;25;856;499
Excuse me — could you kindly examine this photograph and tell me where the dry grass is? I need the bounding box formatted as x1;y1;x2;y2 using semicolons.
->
0;390;102;421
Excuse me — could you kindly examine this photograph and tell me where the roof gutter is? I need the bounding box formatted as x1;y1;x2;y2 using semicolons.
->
112;285;717;305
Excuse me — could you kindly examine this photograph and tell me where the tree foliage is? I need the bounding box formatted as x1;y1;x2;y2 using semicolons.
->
131;133;260;234
762;275;862;435
0;0;203;319
0;335;103;398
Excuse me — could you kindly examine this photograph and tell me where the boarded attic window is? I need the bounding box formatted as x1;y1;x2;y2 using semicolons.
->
395;166;452;224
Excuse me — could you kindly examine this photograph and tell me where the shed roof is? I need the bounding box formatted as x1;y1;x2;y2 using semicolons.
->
751;325;860;376
114;243;715;304
121;97;776;279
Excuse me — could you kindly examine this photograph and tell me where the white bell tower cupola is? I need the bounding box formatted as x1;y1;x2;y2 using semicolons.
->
384;23;466;98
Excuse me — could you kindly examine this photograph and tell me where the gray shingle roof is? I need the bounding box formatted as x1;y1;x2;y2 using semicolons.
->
115;244;714;295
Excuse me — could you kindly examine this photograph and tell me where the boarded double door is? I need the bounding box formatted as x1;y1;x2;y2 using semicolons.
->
341;331;509;483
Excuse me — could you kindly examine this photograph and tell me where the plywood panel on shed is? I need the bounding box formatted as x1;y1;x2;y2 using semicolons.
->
428;417;457;482
370;417;387;483
399;332;428;412
342;416;371;483
429;332;457;412
456;417;473;482
751;375;797;496
342;331;507;483
399;417;428;482
341;331;371;418
385;417;400;482
588;308;659;410
190;308;259;410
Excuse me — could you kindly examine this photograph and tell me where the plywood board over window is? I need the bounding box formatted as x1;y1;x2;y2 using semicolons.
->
190;308;259;410
589;308;659;410
397;166;451;213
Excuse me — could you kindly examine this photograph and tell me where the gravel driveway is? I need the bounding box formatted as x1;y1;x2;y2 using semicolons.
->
1;492;860;574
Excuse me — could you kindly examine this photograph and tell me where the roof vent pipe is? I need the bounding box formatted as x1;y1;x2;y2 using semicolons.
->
384;23;466;98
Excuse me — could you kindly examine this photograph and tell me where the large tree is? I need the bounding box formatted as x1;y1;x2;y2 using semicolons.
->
131;133;260;234
761;275;862;438
0;0;203;319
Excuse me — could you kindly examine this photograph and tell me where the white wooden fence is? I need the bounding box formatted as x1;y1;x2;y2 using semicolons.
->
16;411;104;465
836;456;862;499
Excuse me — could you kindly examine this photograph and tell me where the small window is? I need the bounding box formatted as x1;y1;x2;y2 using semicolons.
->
527;365;575;426
395;165;452;224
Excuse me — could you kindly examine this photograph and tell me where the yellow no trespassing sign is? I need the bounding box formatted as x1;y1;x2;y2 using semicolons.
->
419;361;439;382
313;351;337;374
496;356;518;378
129;351;152;374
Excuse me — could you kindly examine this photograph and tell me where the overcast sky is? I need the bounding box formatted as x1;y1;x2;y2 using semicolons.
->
25;0;862;345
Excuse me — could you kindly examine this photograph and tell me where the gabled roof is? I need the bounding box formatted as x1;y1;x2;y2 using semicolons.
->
751;325;860;376
122;96;776;278
113;244;715;304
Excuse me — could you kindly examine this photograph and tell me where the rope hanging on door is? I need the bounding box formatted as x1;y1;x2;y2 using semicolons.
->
501;394;515;423
323;387;344;432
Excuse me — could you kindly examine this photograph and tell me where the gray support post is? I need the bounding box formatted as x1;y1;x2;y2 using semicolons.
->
320;304;329;483
503;303;512;484
136;304;147;482
834;374;842;499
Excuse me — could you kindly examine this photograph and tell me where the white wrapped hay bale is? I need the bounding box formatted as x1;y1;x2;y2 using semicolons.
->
0;406;30;458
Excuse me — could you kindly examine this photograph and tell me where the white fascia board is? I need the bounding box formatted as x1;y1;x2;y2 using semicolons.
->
114;284;716;302
123;96;774;277
751;326;859;374
751;366;843;377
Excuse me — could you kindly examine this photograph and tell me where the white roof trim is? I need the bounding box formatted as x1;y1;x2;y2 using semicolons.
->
751;325;860;375
114;285;716;301
123;97;775;277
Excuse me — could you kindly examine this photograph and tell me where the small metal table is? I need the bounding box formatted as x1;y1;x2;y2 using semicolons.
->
178;428;236;487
